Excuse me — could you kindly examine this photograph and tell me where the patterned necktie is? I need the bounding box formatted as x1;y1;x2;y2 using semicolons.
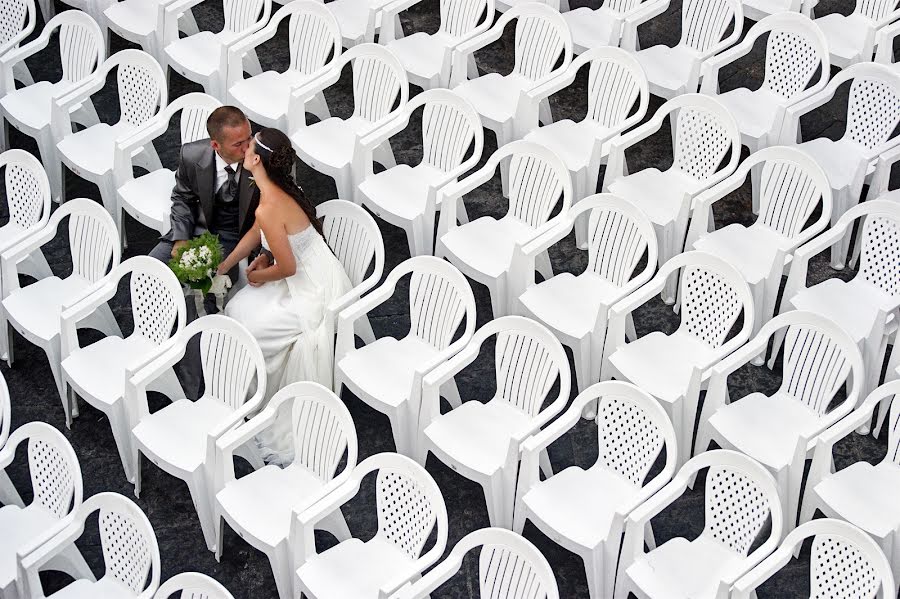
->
219;165;238;203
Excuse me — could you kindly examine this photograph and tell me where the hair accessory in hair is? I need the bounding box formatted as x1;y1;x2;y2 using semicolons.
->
255;133;273;153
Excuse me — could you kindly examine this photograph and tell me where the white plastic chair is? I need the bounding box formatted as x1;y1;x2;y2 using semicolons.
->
317;199;385;345
113;92;221;245
378;0;494;90
686;145;833;338
779;62;900;268
517;194;658;393
287;43;409;203
214;382;357;599
625;0;743;100
293;453;448;599
163;0;271;101
450;3;573;195
227;1;340;131
127;315;267;552
602;251;755;466
419;315;570;528
800;380;900;584
513;381;678;599
51;49;167;228
772;200;900;398
732;518;895;599
560;0;668;54
813;0;900;68
614;450;783;599
436;140;573;318
334;256;476;456
0;371;16;508
875;15;900;67
522;48;649;235
155;572;234;599
0;198;122;402
59;256;186;480
0;0;37;127
0;11;106;203
324;0;400;48
103;0;200;65
0;150;53;338
696;311;865;528
0;422;90;599
390;527;559;599
602;94;742;303
700;13;831;176
356;88;484;257
17;492;160;599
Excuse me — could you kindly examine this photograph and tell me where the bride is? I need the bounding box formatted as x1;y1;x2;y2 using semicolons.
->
217;128;351;464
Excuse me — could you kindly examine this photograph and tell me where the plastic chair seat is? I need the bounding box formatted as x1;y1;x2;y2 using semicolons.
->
790;279;890;343
634;45;700;96
216;464;325;548
715;87;783;142
104;1;159;37
337;336;439;408
2;276;92;343
608;331;717;403
230;70;311;124
291;116;368;171
0;505;57;586
519;272;621;338
44;576;136;598
324;0;384;42
813;462;900;538
525;119;611;173
440;216;535;279
707;393;821;469
385;31;456;83
132;397;234;473
423;400;532;477
358;163;446;221
57;122;137;178
166;31;240;79
815;13;871;64
454;73;531;124
741;0;794;19
61;335;159;407
693;224;788;284
562;7;619;51
608;168;697;226
118;169;176;233
296;537;414;599
626;536;744;599
797;137;867;191
0;80;76;131
521;465;635;550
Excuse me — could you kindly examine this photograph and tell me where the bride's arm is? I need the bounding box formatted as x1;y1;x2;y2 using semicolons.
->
245;208;297;284
216;224;262;276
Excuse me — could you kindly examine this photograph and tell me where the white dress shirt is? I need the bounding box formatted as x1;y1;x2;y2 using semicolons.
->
214;152;241;198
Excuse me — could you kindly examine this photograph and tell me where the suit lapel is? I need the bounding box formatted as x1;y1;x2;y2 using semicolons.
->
197;147;215;229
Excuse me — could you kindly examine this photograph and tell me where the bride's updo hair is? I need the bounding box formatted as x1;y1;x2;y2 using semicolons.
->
254;128;323;235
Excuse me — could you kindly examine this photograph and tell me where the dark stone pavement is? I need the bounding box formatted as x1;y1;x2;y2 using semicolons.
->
2;0;897;597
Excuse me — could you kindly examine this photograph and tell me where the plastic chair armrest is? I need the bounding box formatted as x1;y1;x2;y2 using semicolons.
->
18;517;85;575
620;0;669;49
287;67;341;130
0;225;55;269
778;87;835;143
626;475;687;529
730;544;796;597
295;480;359;529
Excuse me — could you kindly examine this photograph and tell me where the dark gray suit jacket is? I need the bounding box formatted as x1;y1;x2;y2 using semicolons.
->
164;139;260;241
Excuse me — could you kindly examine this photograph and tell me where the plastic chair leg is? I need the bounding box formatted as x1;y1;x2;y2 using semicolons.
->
267;543;294;599
319;507;352;542
354;315;376;345
147;366;185;403
0;469;23;507
46;543;95;583
187;469;217;552
18;249;52;281
441;378;462;410
108;402;136;481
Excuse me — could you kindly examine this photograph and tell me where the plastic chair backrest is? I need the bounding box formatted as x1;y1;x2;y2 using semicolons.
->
224;0;270;33
596;387;671;486
286;1;341;75
681;0;741;52
348;44;407;123
584;50;647;128
114;50;167;128
511;6;569;81
0;0;33;50
507;146;567;228
762;27;825;100
408;258;474;351
846;71;900;151
58;11;105;83
585;200;653;287
154;572;235;599
778;321;854;415
858;211;900;298
673;101;737;181
419;91;481;174
318;199;383;288
1;149;50;231
756;148;830;238
284;382;357;481
194;316;266;409
7;422;82;518
376;462;440;560
60;198;120;283
440;0;491;37
125;257;185;345
678;261;746;348
855;0;900;21
703;464;772;555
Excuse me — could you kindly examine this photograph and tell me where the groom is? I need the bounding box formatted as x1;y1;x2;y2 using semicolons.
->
149;105;268;278
149;105;268;397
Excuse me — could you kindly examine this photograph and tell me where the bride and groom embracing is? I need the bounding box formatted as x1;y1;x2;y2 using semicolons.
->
149;106;352;464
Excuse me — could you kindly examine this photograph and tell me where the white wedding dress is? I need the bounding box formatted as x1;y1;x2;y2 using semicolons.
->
225;224;351;465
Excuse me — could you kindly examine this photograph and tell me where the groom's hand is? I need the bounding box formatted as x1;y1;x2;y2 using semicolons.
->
171;239;189;259
246;253;270;287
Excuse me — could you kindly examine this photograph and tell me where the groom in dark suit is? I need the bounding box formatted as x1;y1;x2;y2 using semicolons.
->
150;105;268;279
150;106;269;396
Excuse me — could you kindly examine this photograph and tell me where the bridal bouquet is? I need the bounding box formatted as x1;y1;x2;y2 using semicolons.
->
169;232;224;295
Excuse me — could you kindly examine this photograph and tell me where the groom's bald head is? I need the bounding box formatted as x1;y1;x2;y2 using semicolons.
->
207;106;252;164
